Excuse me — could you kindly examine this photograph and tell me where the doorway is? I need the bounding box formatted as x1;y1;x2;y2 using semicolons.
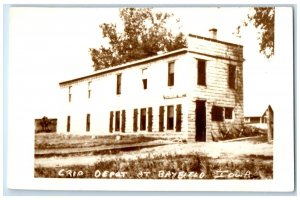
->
195;100;206;142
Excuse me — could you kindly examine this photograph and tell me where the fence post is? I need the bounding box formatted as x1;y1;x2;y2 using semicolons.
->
267;105;274;143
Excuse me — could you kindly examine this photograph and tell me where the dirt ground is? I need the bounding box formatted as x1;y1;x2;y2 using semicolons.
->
34;139;273;168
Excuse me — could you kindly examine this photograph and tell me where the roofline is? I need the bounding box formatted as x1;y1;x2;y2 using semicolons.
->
188;33;243;48
59;46;244;86
59;48;188;86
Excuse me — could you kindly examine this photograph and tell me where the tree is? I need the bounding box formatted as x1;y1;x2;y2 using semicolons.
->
236;7;275;59
90;8;187;71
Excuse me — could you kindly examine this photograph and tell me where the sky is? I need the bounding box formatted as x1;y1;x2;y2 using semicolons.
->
8;7;284;118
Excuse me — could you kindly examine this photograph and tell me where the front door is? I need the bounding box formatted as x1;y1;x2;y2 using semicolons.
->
195;100;206;142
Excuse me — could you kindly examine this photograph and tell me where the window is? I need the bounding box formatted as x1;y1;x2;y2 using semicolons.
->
121;110;126;132
168;62;175;86
109;111;114;133
225;107;234;120
68;86;72;102
88;81;92;99
86;114;90;132
67;116;71;132
133;109;138;132
142;68;148;90
159;106;165;132
176;104;182;132
211;106;223;121
115;111;120;131
228;65;236;89
167;106;174;130
148;107;153;132
140;108;146;131
116;74;122;95
142;79;147;89
197;59;206;86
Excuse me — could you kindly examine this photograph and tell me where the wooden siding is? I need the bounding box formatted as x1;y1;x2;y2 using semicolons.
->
57;35;244;142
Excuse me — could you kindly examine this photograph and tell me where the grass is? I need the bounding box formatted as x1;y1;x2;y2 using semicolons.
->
34;152;273;179
34;132;273;179
35;133;165;150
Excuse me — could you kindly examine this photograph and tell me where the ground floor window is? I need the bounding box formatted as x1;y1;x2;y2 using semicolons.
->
67;115;71;132
115;111;120;131
211;106;223;121
159;106;165;132
86;114;90;132
167;105;174;130
121;110;126;132
140;108;146;131
108;105;182;133
148;107;153;132
176;104;182;132
225;107;234;120
211;106;234;121
133;109;138;132
109;111;114;133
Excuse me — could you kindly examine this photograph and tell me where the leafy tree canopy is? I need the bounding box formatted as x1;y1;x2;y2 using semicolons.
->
236;7;275;59
90;8;187;71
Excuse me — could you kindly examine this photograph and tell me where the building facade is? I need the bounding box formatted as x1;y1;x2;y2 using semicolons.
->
57;31;244;142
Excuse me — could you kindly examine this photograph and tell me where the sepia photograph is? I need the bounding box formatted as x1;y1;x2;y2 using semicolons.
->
6;5;294;192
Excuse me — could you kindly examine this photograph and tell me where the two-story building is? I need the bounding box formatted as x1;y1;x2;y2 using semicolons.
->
57;29;244;142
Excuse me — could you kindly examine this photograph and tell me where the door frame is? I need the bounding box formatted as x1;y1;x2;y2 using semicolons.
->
195;100;206;142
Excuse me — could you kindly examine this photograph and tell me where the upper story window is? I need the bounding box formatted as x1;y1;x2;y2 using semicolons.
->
116;74;122;95
168;61;175;86
88;81;92;99
197;59;206;86
142;68;148;90
228;65;236;89
68;86;72;102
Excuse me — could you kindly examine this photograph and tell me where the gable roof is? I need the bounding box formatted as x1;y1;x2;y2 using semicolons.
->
244;104;271;117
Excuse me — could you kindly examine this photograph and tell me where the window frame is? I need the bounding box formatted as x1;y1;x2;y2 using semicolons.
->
133;109;138;132
68;86;72;102
148;107;153;132
109;111;114;133
142;79;147;90
224;107;234;120
168;61;175;86
167;105;174;130
176;104;182;132
228;65;236;89
142;68;148;90
121;110;126;133
159;106;165;132
115;111;120;131
86;114;90;132
197;59;206;86
211;106;224;122
140;108;147;131
67;115;71;132
88;81;92;99
116;73;122;95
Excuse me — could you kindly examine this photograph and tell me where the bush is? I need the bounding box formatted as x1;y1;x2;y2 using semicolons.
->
214;124;267;141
